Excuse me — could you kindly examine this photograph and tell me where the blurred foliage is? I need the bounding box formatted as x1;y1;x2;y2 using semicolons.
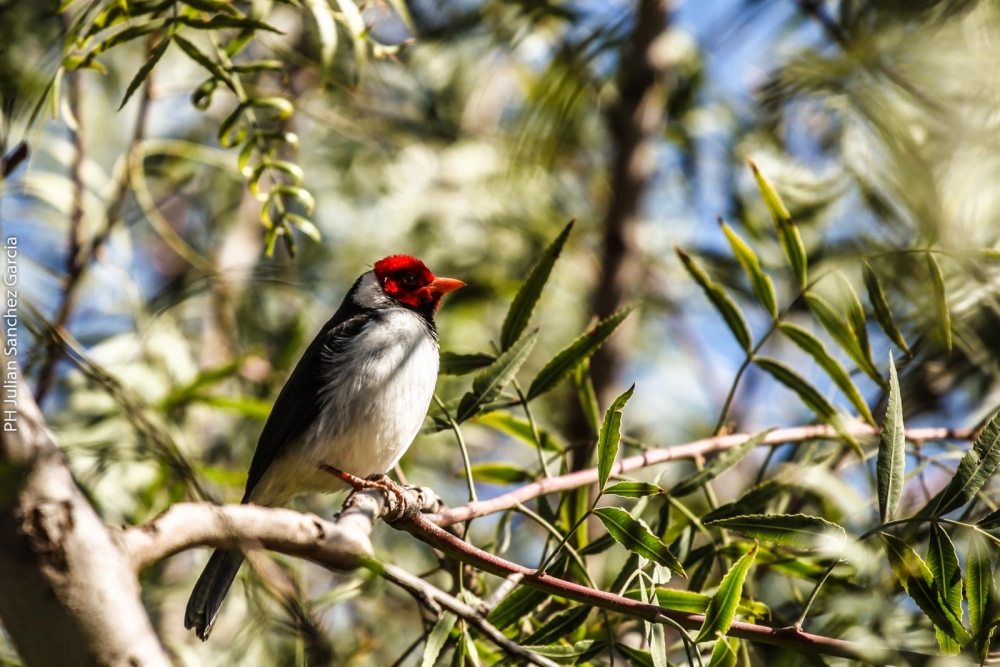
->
5;0;1000;665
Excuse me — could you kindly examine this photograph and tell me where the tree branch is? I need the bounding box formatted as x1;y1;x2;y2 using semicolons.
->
428;424;978;526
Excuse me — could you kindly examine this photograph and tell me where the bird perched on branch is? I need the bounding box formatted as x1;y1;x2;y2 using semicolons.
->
185;255;464;640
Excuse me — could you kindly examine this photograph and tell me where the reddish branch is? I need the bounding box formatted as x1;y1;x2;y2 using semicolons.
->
428;424;977;526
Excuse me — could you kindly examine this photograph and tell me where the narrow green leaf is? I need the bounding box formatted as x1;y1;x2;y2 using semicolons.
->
675;247;752;352
597;385;635;491
604;481;666;498
695;542;758;643
421;612;457;667
966;532;996;664
779;322;875;425
708;636;739;667
118;36;170;110
877;351;905;523
977;506;1000;530
928;524;964;643
522;605;590;646
834;270;874;371
181;0;242;14
623;588;769;618
304;0;337;78
474;412;564;452
927;253;952;352
594;507;686;577
862;260;911;354
702;478;789;523
719;218;778;319
753;357;862;458
173;34;234;89
487;585;548;630
805;292;883;386
526;306;635;400
880;532;971;646
456;330;538;422
706;514;846;551
175;15;283;33
748;159;807;287
649;619;667;667
521;640;604;664
440;351;495;376
573;361;601;437
468;462;533;485
669;430;773;497
501;219;574;350
926;411;1000;517
615;644;655;667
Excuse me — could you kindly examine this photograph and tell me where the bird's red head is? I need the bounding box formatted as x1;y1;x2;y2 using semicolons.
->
373;255;465;310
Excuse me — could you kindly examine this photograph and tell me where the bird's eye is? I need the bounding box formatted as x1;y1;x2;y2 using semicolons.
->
400;272;417;287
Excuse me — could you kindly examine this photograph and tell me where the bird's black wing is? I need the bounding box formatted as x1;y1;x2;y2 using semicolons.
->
241;286;371;503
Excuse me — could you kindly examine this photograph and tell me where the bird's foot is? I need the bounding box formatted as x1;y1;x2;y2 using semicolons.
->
318;465;412;521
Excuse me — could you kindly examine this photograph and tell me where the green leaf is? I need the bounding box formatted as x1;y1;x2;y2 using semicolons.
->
719;218;777;319
926;411;1000;517
421;612;457;667
877;351;905;523
695;542;758;643
927;524;965;655
753;357;862;458
304;0;337;79
598;384;635;491
702;478;789;524
526;306;635;400
180;0;242;14
862;260;910;354
615;644;655;667
573;361;601;437
880;532;971;646
469;462;533;485
594;507;686;577
118;36;170;110
708;636;739;667
173;34;234;90
487;584;549;630
474;412;564;452
977;506;1000;530
440;352;495;376
456;330;538;422
966;532;996;664
675;247;752;352
500;219;574;351
175;15;283;33
749;159;806;287
804;292;883;387
778;322;875;426
521;640;604;664
604;481;666;498
706;514;846;551
834;271;874;372
669;430;773;497
623;588;769;618
523;605;590;646
927;253;952;352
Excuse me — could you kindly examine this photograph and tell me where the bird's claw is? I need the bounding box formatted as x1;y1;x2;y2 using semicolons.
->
319;465;412;521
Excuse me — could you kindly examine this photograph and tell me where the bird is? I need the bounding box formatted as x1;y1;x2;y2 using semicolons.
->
184;255;464;640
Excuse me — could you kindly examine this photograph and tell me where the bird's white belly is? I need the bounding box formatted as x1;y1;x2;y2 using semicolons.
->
250;311;438;505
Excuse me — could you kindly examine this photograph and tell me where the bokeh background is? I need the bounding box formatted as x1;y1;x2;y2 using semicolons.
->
3;0;1000;664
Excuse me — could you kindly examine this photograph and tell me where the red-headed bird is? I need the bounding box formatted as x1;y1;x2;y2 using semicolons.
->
185;255;464;640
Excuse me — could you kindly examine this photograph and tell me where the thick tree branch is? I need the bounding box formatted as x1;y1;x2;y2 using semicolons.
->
428;424;977;526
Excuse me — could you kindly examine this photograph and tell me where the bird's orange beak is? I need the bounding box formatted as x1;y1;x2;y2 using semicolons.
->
428;277;465;296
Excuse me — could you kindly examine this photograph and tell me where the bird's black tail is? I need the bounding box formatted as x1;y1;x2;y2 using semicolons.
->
184;548;245;641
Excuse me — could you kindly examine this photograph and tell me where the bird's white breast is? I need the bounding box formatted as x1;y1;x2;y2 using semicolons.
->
250;309;438;505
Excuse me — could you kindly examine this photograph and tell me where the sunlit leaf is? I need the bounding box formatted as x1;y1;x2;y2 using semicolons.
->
753;357;862;458
720;218;777;319
834;271;874;371
880;532;970;646
675;247;752;352
695;542;758;643
623;588;769;618
749;159;806;287
804;292;883;387
926;253;952;352
174;34;234;90
456;330;538;422
304;0;337;80
469;462;533;485
877;352;905;523
615;644;655;667
927;524;964;654
421;612;457;667
966;531;997;664
474;412;563;452
708;636;739;667
175;15;283;33
573;361;601;437
706;514;845;551
526;306;635;400
598;384;635;491
862;260;910;354
501;219;574;351
604;481;666;498
925;411;1000;517
594;507;686;577
669;429;773;497
779;322;875;425
702;478;789;523
521;640;604;664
